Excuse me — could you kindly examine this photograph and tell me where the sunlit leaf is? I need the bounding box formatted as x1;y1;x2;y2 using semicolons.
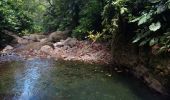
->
149;38;158;46
120;7;128;14
149;22;161;31
138;13;151;25
130;17;140;23
132;36;141;43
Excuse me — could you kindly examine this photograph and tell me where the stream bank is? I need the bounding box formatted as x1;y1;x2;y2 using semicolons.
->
111;29;170;97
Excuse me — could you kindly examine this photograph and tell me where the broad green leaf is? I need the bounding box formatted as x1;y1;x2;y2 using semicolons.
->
149;38;158;46
133;36;141;43
130;17;140;23
120;7;128;14
149;22;161;31
138;15;147;25
138;13;151;25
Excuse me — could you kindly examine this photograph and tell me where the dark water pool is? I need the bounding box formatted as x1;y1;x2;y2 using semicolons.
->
0;58;167;100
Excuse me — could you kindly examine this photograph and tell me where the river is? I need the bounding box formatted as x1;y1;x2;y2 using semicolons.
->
0;58;167;100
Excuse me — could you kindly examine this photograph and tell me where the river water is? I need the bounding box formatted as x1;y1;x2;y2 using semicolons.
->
0;58;167;100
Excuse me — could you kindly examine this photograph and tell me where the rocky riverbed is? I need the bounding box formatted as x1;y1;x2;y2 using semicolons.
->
0;37;112;64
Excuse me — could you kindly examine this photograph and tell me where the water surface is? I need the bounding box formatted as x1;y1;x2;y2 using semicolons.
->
0;58;167;100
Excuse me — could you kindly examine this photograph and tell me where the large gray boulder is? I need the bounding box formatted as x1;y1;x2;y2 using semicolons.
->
22;34;46;42
40;45;54;54
53;38;77;48
48;30;70;42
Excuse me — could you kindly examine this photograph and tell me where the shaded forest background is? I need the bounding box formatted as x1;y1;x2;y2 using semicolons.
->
0;0;170;53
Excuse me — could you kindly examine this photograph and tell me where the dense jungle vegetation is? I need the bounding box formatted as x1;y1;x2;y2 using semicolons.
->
0;0;170;52
0;0;170;51
1;0;170;97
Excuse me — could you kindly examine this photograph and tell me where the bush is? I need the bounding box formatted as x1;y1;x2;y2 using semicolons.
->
72;0;103;39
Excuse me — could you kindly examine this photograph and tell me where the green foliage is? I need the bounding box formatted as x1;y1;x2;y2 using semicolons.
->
149;22;161;32
0;0;48;46
87;31;103;42
0;0;33;33
1;0;170;53
129;0;170;51
101;1;118;41
44;0;103;39
0;0;33;46
101;0;129;41
72;0;103;39
0;0;47;33
43;0;81;32
101;0;170;52
100;0;170;52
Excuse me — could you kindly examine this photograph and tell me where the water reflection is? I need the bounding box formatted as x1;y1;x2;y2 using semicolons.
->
18;67;39;100
12;59;51;100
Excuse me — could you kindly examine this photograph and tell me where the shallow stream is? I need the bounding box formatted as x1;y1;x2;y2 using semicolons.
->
0;58;167;100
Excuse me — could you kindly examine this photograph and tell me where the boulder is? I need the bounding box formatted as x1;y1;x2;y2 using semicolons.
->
53;38;77;48
22;36;30;40
23;34;46;42
40;45;54;54
2;45;14;53
48;30;70;42
53;42;64;47
63;38;77;47
40;38;48;43
17;37;29;44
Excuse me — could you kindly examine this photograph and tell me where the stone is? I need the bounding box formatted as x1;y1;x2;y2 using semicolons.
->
2;45;14;53
17;37;29;44
63;38;77;47
168;66;170;70
40;45;54;54
23;34;46;42
48;30;70;42
22;36;30;39
62;46;69;50
53;38;77;48
53;42;64;47
40;38;48;43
